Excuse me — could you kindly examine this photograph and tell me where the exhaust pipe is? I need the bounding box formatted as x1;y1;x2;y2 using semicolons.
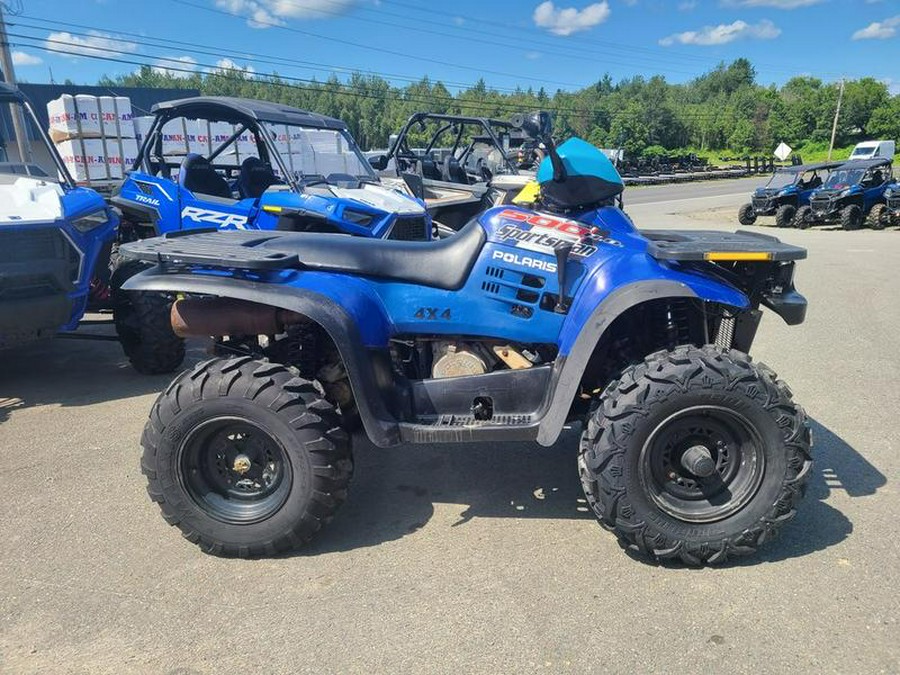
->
170;297;304;338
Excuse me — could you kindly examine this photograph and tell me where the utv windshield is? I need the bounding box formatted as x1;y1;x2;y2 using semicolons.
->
824;168;865;190
764;171;797;190
0;100;70;184
262;122;375;182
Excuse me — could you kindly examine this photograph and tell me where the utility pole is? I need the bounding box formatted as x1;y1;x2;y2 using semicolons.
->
827;78;845;162
0;3;33;163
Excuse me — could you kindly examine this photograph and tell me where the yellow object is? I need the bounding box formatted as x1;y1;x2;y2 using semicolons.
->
704;252;773;262
262;205;283;214
512;180;541;205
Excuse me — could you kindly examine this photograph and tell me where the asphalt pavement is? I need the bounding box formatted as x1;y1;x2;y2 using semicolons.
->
1;178;897;673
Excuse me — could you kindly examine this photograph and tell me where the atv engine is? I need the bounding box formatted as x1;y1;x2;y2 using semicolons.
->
431;341;494;378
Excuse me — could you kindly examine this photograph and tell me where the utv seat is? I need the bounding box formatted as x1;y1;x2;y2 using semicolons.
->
237;157;278;199
179;154;232;199
259;219;485;290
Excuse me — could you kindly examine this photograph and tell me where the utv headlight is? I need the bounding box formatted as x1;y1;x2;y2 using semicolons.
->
839;189;852;198
71;209;110;233
342;209;375;227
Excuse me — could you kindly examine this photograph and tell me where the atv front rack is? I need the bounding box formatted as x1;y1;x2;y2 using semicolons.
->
641;229;806;262
119;231;300;270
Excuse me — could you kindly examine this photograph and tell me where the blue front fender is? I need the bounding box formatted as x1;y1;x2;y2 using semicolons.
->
557;252;749;356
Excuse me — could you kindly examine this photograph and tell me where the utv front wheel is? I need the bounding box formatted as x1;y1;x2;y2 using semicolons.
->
579;345;811;566
867;203;887;230
141;358;353;556
112;261;185;375
737;203;756;226
775;204;796;228
841;204;862;230
794;205;812;229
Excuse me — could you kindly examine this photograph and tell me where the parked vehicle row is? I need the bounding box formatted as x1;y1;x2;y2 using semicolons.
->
738;141;897;230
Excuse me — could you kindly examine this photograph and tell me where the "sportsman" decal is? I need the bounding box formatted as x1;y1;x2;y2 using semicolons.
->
494;209;621;258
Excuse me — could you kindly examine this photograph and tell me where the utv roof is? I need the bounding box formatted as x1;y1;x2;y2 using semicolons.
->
151;96;348;130
777;160;844;174
835;157;892;170
0;82;24;103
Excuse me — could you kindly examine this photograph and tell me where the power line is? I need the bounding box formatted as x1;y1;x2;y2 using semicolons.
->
13;34;752;126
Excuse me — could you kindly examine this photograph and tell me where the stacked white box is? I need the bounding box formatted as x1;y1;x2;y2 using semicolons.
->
158;118;190;156
48;95;103;143
56;138;108;182
98;96;135;138
134;116;154;146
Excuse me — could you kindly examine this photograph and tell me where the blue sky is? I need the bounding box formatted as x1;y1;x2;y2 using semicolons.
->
8;0;900;94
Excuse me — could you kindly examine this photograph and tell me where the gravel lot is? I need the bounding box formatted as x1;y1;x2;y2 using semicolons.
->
1;178;897;673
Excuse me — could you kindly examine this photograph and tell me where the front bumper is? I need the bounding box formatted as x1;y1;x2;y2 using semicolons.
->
751;197;777;215
886;195;900;215
0;293;72;333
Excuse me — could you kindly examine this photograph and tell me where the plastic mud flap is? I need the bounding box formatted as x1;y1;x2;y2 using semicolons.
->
641;229;806;262
761;261;807;325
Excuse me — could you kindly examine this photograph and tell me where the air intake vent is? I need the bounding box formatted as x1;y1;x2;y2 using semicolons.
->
485;266;505;279
481;281;501;294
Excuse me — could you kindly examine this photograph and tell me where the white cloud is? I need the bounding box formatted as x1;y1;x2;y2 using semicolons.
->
660;19;780;46
151;56;199;76
852;15;900;40
45;30;138;58
216;0;356;29
212;58;256;75
12;51;42;66
533;1;611;36
678;0;697;10
723;0;823;8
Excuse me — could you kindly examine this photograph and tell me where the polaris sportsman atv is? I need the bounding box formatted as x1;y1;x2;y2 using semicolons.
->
122;112;812;566
799;158;893;230
371;112;533;233
738;161;842;228
0;84;118;351
110;96;430;374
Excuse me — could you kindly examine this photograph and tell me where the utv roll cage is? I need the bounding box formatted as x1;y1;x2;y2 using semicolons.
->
133;96;365;193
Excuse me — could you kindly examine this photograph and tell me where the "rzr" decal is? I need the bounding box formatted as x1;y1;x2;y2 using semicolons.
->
181;206;249;230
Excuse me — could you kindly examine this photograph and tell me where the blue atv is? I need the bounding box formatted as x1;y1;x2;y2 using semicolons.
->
738;161;842;228
110;96;430;374
799;157;894;230
121;112;812;566
0;84;118;351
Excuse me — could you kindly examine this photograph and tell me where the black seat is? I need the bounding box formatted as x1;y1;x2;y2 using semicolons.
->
442;155;469;184
258;219;485;290
179;154;232;199
237;157;277;199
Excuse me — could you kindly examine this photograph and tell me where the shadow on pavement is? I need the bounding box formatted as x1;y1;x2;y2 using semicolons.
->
308;417;886;565
303;429;592;556
0;329;205;424
732;417;884;566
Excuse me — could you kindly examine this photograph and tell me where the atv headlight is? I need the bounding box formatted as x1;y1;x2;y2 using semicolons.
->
839;189;852;198
71;209;110;232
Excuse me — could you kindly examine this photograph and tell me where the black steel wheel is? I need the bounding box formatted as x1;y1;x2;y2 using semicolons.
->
579;345;812;566
179;418;292;524
639;406;764;523
737;203;757;226
142;357;353;557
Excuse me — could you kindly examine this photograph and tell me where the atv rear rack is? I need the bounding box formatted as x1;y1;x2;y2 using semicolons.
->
119;231;300;270
641;229;806;262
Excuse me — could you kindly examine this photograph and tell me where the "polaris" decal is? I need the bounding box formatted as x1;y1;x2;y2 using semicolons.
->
492;249;558;273
181;206;249;230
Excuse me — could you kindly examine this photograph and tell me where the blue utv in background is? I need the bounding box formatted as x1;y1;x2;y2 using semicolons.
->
878;180;900;229
121;112;813;566
798;157;893;230
109;96;431;374
738;161;842;228
0;83;117;351
113;96;431;242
